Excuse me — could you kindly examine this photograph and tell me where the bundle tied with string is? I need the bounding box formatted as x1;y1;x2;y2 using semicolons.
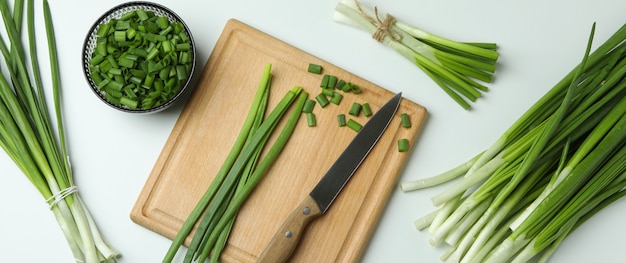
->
358;4;402;43
0;1;120;262
47;185;78;209
334;0;500;110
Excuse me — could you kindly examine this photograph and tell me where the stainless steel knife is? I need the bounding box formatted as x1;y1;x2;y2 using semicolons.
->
256;92;402;263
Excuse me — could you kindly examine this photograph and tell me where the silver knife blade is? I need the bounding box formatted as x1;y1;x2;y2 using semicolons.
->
310;92;402;213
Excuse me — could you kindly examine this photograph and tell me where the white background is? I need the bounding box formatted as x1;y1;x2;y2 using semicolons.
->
1;0;626;262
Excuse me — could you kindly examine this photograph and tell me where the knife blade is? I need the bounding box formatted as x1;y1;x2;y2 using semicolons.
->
256;92;402;263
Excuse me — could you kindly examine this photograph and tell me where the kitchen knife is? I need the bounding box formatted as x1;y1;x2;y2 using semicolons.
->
256;92;403;263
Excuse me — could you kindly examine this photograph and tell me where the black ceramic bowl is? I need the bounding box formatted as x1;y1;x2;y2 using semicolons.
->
82;1;196;113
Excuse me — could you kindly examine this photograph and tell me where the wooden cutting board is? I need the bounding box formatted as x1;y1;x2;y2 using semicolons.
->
131;19;427;263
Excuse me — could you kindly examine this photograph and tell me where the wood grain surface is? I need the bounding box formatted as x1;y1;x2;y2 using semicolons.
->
130;19;427;263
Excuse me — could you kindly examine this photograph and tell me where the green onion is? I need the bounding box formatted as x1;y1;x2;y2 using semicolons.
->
192;86;306;263
341;81;352;92
302;98;316;113
96;22;110;37
306;112;317;127
0;1;120;262
88;8;193;110
330;91;343;105
120;96;138;109
320;74;329;88
349;102;362;116
327;75;338;89
163;65;306;263
398;138;409;152
176;43;191;51
338;113;347;126
308;63;323;74
351;83;361;94
400;23;626;262
334;0;498;110
336;79;346;90
163;64;272;262
362;102;372;116
316;93;330;107
401;113;411;128
114;30;126;42
347;118;362;132
321;88;334;96
120;10;135;20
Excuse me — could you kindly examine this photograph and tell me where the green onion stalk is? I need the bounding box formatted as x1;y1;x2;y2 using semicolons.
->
0;0;119;262
163;64;307;263
333;0;499;110
401;22;626;262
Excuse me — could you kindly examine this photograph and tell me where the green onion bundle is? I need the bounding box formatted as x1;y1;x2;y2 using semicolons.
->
0;0;119;262
401;23;626;262
333;0;499;110
163;64;307;263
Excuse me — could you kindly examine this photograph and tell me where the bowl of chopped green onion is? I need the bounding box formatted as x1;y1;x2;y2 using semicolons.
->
82;1;196;113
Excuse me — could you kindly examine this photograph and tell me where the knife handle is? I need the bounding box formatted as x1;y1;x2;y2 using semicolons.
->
256;195;322;263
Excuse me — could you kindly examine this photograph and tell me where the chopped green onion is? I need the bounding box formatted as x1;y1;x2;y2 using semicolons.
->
126;27;137;39
96;78;111;88
362;102;372;116
338;114;346;126
96;23;110;37
176;43;191;51
321;88;334;96
320;74;329;88
146;48;159;61
118;56;135;68
175;65;187;80
106;55;118;68
349;102;362;116
316;93;330;107
341;81;352;92
401;113;411;128
351;83;361;94
115;20;130;30
330;91;343;105
347;118;362;132
95;39;107;56
114;30;126;42
302;98;316;113
136;9;148;21
108;67;122;76
89;54;104;66
398;138;409;152
162;41;173;53
308;63;323;74
156;16;169;29
120;10;136;21
306;112;317;127
120;96;138;109
327;75;338;89
87;8;194;110
179;51;190;64
336;79;346;90
107;79;124;91
144;74;154;88
129;76;142;85
90;72;103;84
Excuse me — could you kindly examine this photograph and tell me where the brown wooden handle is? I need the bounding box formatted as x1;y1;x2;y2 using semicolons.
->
256;195;322;263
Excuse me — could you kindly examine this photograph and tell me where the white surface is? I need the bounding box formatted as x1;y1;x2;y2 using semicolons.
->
1;0;625;262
